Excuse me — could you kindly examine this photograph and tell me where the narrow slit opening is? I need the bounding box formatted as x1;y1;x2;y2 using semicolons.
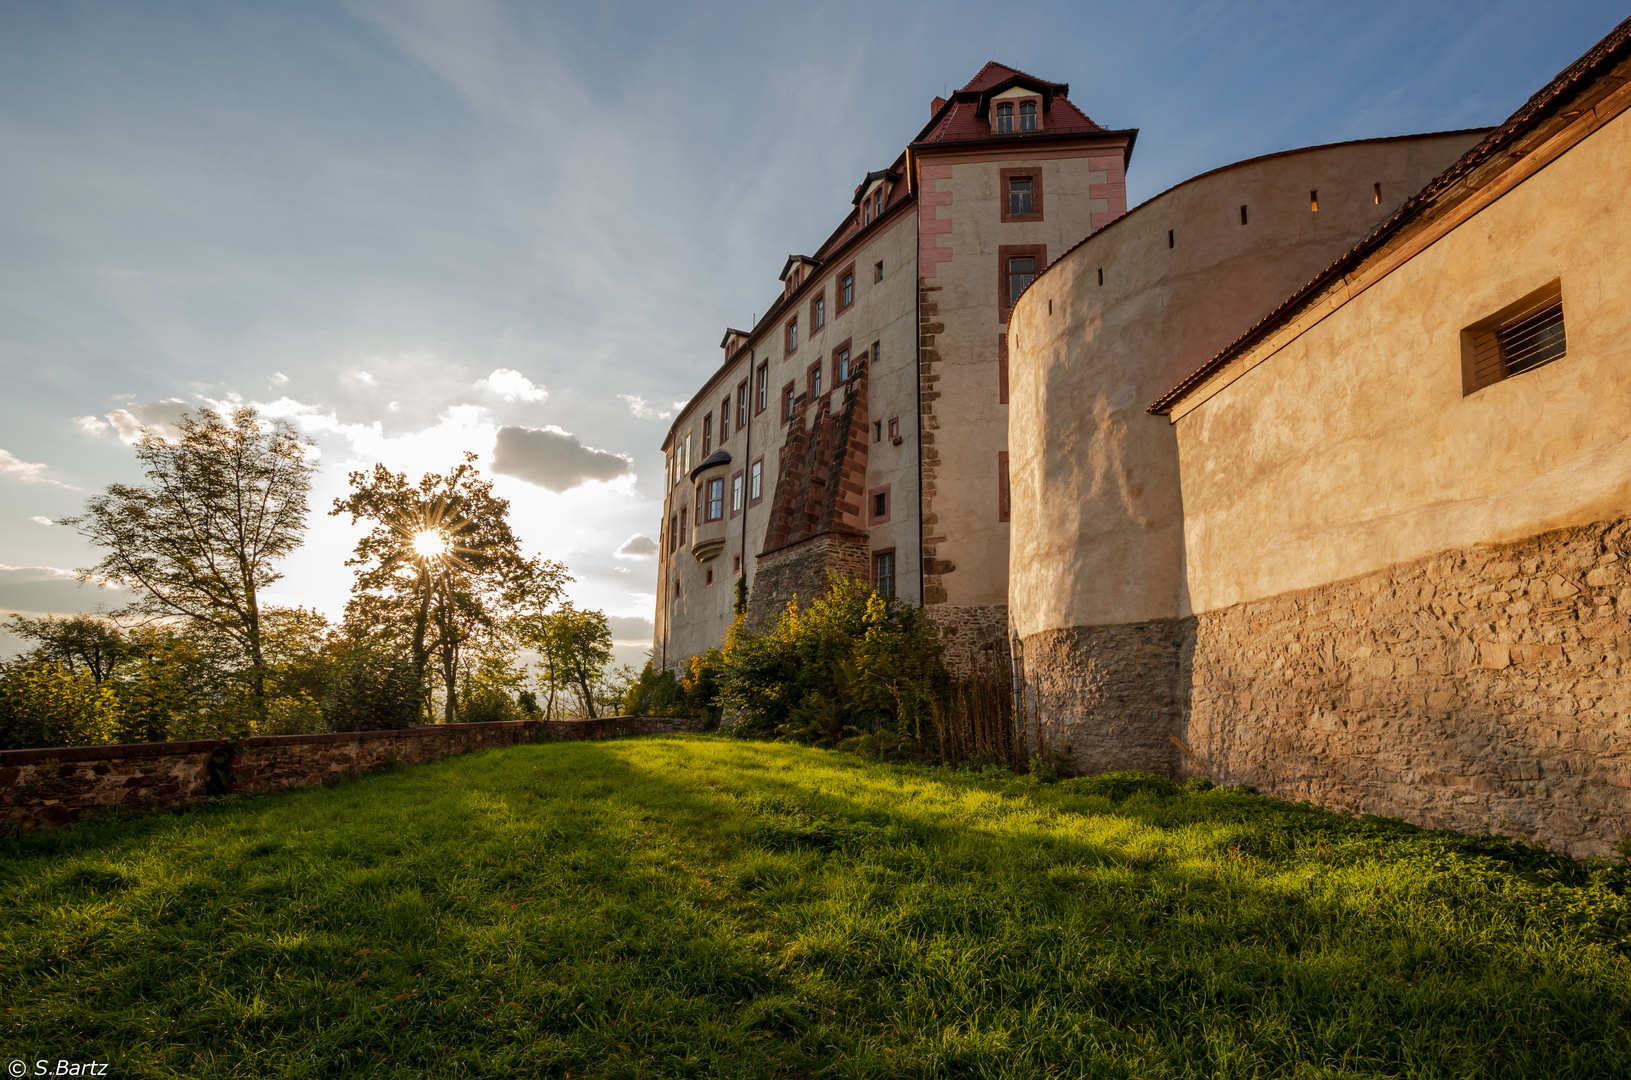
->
1240;205;1248;225
1167;229;1174;248
1097;267;1103;286
1310;190;1319;212
1373;182;1382;204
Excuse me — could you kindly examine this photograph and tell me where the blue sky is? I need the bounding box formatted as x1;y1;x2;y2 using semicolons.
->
1;0;1624;661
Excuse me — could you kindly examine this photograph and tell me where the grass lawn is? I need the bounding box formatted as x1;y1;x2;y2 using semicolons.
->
3;736;1631;1078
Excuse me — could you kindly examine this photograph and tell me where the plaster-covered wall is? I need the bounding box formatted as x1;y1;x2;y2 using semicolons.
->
1006;133;1485;639
655;205;920;670
1174;109;1631;615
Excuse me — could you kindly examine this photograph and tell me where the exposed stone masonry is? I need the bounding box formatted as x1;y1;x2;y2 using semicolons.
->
1022;618;1192;776
746;534;872;632
917;280;949;605
0;716;706;833
1182;519;1631;858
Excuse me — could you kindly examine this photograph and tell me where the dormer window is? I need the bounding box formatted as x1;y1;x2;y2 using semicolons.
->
1019;101;1037;131
995;103;1014;133
863;201;873;225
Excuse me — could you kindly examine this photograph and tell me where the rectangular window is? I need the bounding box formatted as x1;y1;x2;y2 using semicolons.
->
837;348;850;382
998;333;1009;405
1018;100;1037;131
730;472;743;514
737;380;748;427
732;553;742;575
888;417;900;441
994;103;1013;133
702;415;712;456
874;260;884;282
868;483;891;524
837;263;856;312
812;294;825;331
683;432;692;475
756;363;769;413
706;477;724;522
668;512;677;552
749;458;764;502
786;318;798;354
705;567;714;587
1009;176;1033;216
873;420;882;443
998;450;1011;522
874;550;895;599
719;399;730;441
1462;280;1567;395
810;363;822;400
1008;258;1035;301
998;244;1046;321
783;382;796;420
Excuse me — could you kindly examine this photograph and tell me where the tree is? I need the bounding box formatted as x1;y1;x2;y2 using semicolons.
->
331;454;526;723
0;661;120;751
530;604;614;719
7;614;126;683
59;406;315;721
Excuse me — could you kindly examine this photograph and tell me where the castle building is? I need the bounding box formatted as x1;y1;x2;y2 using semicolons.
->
655;64;1134;670
1008;17;1631;855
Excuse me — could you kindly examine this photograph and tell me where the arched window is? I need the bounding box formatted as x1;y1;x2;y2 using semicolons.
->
994;103;1014;133
1019;101;1037;131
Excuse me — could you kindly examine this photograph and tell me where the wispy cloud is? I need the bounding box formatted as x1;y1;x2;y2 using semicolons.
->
619;394;684;420
0;449;76;489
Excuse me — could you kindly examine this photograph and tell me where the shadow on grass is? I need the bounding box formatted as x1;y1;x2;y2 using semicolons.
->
2;736;1629;1079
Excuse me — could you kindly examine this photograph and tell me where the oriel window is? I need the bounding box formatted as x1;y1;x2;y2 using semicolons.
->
706;478;724;522
1009;176;1034;216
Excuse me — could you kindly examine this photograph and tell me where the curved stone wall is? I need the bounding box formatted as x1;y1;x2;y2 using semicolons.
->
1005;132;1484;772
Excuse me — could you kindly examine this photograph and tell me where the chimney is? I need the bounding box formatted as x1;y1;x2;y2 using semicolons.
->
931;96;946;117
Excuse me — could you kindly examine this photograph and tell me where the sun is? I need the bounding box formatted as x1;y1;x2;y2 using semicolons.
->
412;530;448;559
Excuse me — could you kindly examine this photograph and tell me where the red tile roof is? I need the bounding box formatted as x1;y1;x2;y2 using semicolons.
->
918;92;1103;144
959;62;1064;95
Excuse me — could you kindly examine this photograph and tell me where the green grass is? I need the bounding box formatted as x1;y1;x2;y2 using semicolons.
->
3;736;1631;1078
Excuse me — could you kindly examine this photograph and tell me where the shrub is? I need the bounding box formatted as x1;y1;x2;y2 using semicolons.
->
324;644;422;731
257;693;328;736
0;661;121;750
1061;771;1178;801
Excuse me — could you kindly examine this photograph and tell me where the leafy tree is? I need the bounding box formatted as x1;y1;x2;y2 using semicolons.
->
59;406;315;721
0;661;120;750
323;639;422;732
528;604;614;719
331;454;526;722
7;614;127;683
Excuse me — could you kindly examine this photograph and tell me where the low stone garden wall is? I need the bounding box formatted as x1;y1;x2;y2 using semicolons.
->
0;715;707;834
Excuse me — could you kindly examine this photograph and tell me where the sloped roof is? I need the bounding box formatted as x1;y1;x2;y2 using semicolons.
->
959;61;1066;95
1148;12;1631;415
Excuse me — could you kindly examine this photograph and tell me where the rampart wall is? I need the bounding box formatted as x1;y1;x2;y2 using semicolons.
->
0;716;707;834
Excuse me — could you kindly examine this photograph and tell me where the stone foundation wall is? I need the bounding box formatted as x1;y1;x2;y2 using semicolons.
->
746;533;871;630
929;603;1011;676
1182;519;1631;858
1020;619;1192;776
0;716;706;834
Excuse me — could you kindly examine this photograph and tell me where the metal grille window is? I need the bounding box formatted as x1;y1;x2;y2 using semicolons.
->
1009;176;1033;216
1463;281;1567;394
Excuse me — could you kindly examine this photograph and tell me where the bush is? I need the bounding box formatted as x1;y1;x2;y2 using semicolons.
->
622;661;703;719
257;693;328;736
325;644;422;731
0;662;121;750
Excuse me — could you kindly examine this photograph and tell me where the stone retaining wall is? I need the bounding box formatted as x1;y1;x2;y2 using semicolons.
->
1021;618;1192;776
0;715;706;834
1181;520;1631;858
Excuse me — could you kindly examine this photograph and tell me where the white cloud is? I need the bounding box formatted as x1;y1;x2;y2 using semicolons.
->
615;533;659;559
618;394;686;420
356;370;377;386
490;425;632;492
478;368;548;403
0;449;76;488
102;398;195;444
271;371;289;383
72;415;110;436
28;516;52;526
